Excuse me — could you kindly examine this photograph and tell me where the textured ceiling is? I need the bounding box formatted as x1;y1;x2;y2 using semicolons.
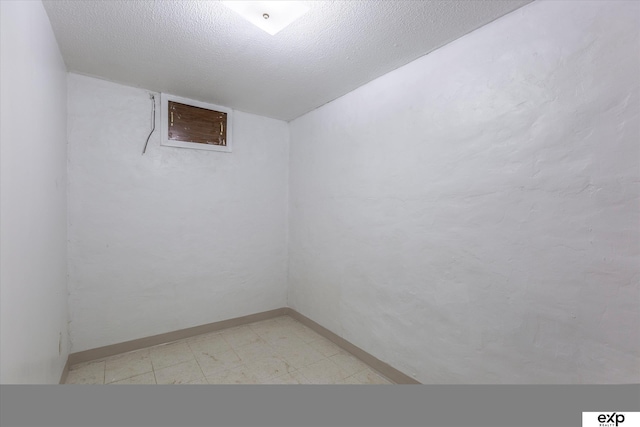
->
43;0;532;121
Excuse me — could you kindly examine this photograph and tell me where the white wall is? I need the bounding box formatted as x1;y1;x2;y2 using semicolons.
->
288;0;640;384
67;74;289;352
0;1;69;383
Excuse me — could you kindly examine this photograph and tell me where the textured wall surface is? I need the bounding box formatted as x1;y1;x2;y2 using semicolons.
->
67;74;289;352
42;0;530;120
288;0;640;384
0;1;69;383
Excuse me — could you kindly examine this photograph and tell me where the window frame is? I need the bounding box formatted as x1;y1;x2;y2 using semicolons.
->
160;93;233;153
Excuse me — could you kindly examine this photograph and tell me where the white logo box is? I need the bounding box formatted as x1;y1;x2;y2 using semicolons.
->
582;412;639;427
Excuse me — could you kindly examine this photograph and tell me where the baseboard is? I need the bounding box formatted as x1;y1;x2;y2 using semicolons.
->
284;308;420;384
59;358;70;384
64;306;420;384
67;308;287;366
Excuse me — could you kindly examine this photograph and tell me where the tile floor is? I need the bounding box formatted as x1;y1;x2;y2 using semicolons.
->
64;315;394;384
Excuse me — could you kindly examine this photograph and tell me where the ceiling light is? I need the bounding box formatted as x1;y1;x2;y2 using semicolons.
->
221;1;310;35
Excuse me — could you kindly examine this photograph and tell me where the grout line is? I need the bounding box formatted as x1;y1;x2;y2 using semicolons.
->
152;363;157;385
190;345;208;384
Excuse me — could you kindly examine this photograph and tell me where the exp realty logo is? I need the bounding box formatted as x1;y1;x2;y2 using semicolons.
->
583;412;639;427
596;413;625;426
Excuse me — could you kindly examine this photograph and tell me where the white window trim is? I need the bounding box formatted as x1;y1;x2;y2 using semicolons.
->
160;93;233;153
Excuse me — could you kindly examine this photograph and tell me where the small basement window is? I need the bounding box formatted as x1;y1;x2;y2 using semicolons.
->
160;93;232;152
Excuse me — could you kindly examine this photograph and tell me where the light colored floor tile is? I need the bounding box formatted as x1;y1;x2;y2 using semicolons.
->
69;359;103;369
274;318;309;334
262;317;285;325
66;361;105;384
275;342;326;369
290;325;323;343
110;371;157;384
308;336;342;357
205;364;261;384
221;325;263;348
289;371;312;384
289;370;312;384
250;322;299;343
188;333;233;358
350;368;394;384
104;349;152;384
155;360;206;384
262;371;311;384
268;334;307;351
187;331;222;342
149;341;195;370
335;376;365;384
298;359;350;384
288;370;312;384
233;339;276;363
194;348;243;376
245;356;297;380
329;351;370;377
274;316;298;327
247;318;280;332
